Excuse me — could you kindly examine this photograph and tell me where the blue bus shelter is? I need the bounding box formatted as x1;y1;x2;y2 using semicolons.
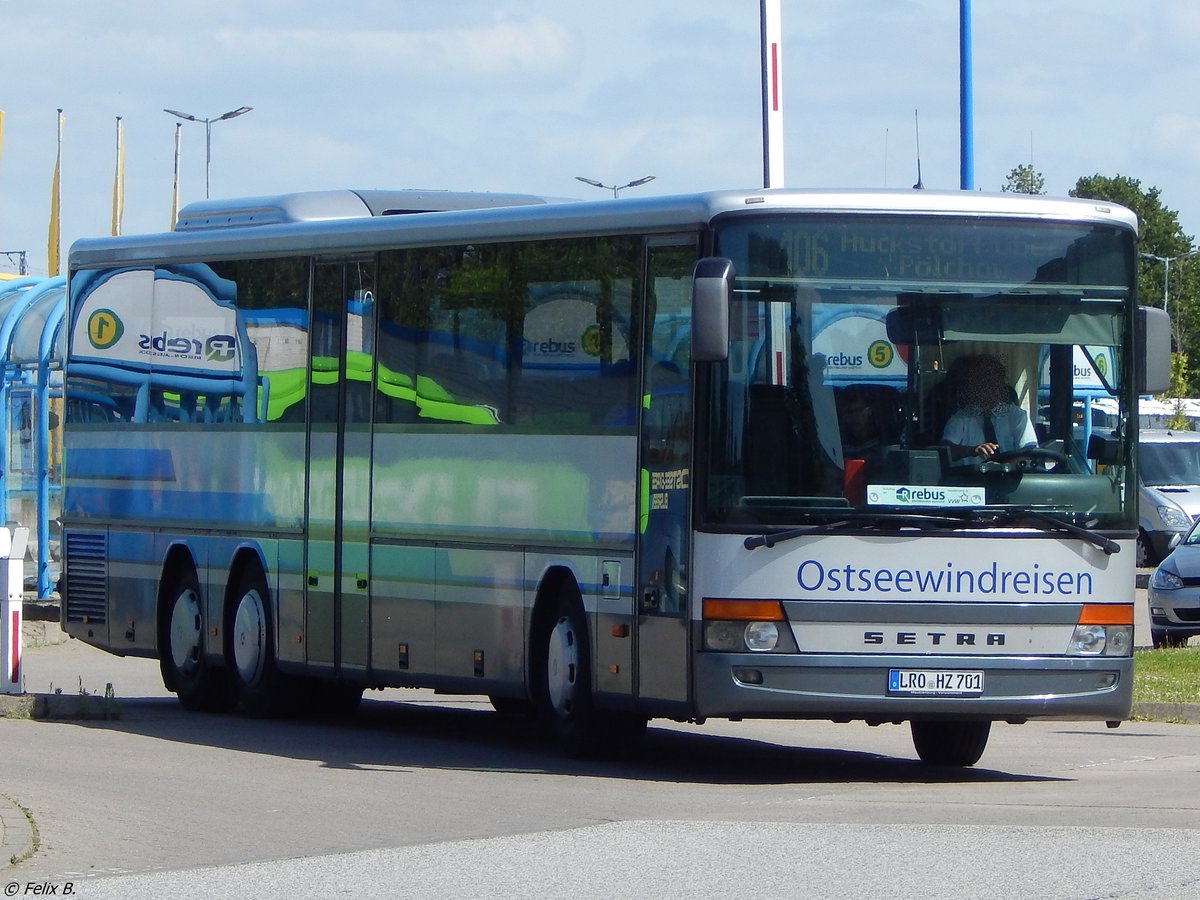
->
0;276;67;599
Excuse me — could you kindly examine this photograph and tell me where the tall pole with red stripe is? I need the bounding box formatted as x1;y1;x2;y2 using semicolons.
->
761;0;784;189
0;527;28;694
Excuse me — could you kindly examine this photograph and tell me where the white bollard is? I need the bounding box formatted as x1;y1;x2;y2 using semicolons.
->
0;526;29;694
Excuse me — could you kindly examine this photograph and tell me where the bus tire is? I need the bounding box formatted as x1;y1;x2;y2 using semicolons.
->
311;681;364;719
910;720;991;767
490;695;537;718
1136;531;1153;568
227;567;295;717
159;567;234;712
540;594;606;757
1151;629;1188;649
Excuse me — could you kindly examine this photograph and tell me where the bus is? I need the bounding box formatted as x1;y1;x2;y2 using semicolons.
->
61;187;1170;766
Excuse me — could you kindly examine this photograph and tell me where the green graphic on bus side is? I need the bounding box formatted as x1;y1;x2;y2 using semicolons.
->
259;350;498;426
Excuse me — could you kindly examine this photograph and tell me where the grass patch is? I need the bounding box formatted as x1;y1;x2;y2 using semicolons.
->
2;793;39;866
1134;647;1200;705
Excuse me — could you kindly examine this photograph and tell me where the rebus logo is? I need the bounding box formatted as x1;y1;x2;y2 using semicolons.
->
894;487;946;503
824;352;864;367
137;330;237;362
524;337;577;355
205;335;237;363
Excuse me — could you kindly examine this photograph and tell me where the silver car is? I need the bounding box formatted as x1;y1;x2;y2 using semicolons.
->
1138;430;1200;567
1147;521;1200;648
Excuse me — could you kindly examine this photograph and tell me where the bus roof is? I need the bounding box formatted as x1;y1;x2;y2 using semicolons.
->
173;188;556;231
70;188;1139;270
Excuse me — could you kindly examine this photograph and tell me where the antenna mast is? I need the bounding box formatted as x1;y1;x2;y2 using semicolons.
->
912;110;924;190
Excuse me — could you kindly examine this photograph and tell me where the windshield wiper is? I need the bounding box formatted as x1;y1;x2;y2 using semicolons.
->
743;511;978;550
986;508;1120;555
744;520;853;550
743;508;1121;554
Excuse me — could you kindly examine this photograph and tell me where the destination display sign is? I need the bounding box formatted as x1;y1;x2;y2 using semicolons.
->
717;218;1130;287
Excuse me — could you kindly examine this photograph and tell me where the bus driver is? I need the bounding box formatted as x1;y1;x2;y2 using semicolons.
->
942;354;1038;464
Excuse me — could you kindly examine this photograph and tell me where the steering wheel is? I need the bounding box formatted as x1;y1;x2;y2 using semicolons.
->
986;446;1071;468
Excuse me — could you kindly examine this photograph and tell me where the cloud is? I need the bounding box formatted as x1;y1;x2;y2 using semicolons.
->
1140;113;1200;169
213;14;581;84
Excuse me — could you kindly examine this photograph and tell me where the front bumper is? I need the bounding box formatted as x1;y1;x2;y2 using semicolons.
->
692;651;1132;722
1147;586;1200;642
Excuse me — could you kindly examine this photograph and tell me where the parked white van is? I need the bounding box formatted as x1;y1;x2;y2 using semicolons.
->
1138;429;1200;566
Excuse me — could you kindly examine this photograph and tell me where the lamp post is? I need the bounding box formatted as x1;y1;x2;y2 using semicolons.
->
575;175;655;198
1141;249;1200;342
163;106;253;199
0;251;27;276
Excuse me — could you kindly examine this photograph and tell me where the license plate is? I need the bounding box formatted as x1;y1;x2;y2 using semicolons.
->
888;669;984;695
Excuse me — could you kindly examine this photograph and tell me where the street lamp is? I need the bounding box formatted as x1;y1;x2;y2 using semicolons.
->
163;106;253;199
1140;249;1200;327
575;175;655;198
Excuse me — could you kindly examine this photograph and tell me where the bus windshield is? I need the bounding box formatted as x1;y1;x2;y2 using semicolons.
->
702;215;1135;529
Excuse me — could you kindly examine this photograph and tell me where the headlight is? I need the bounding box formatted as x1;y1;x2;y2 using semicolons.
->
744;621;780;652
1106;626;1133;656
704;620;781;652
1150;567;1185;591
1158;506;1192;530
702;598;788;652
704;621;746;652
1069;624;1106;655
1067;624;1134;657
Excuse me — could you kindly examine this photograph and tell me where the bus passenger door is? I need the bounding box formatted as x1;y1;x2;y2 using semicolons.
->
305;258;375;678
636;239;695;710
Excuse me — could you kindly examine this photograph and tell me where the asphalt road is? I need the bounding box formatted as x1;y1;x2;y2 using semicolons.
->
2;637;1199;899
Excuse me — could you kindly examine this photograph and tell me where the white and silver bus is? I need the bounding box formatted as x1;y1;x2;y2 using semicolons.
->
61;187;1169;766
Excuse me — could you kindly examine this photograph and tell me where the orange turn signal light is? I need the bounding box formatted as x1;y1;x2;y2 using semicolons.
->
702;599;784;621
1077;604;1133;626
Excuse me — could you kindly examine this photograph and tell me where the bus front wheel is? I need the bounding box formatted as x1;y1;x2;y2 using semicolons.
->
541;595;606;757
159;568;233;712
910;720;991;767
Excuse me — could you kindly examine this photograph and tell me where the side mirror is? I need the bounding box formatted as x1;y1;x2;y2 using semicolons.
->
1137;306;1171;395
692;257;733;362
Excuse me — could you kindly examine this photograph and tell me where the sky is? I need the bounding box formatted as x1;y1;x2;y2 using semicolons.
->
3;0;1200;277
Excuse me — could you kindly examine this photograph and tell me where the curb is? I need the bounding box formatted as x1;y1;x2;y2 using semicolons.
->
1131;702;1200;724
0;692;120;721
19;599;68;648
20;620;68;648
0;794;35;867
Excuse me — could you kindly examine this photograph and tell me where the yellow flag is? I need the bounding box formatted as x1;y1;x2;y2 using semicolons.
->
111;117;125;236
48;110;63;277
170;122;181;231
48;159;60;276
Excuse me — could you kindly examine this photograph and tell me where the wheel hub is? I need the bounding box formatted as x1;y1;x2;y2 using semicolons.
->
546;616;579;715
232;588;266;685
168;589;202;674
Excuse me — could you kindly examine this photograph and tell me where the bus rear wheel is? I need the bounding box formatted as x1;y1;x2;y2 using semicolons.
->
228;567;295;717
159;568;233;712
910;720;991;767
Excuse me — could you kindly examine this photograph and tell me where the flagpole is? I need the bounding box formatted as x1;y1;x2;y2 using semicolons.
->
760;0;784;189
